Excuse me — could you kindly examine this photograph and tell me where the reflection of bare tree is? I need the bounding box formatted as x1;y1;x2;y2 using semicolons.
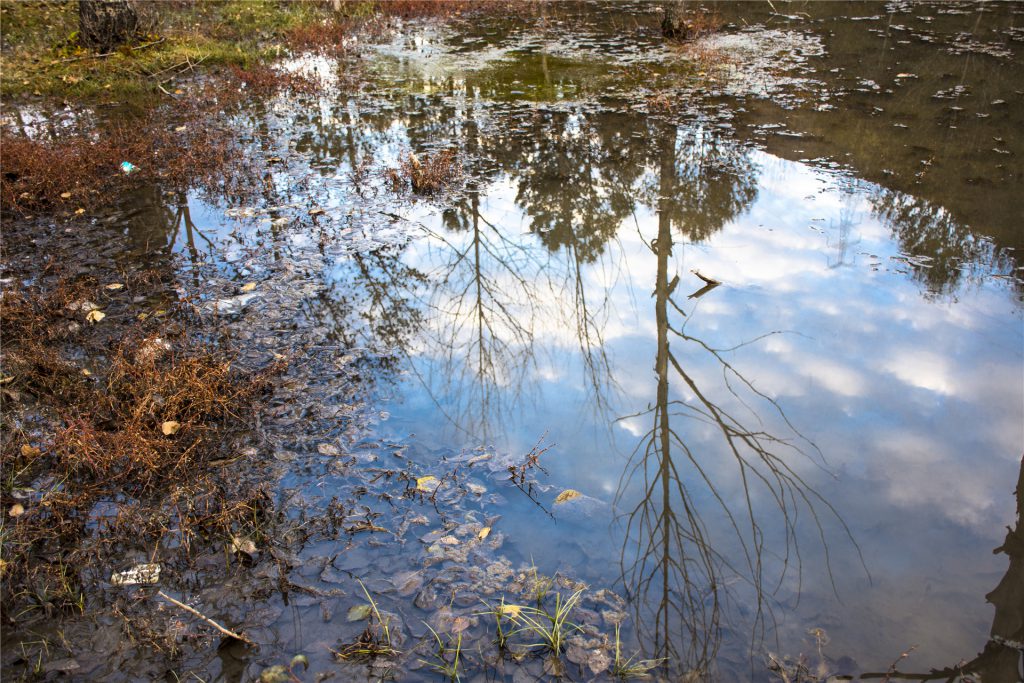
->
860;455;1024;683
304;239;427;381
419;187;546;440
617;124;859;676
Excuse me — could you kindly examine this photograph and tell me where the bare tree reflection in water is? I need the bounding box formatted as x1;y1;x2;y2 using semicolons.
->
417;185;548;441
617;123;864;678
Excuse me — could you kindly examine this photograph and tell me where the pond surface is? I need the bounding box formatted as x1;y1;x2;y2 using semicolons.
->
13;2;1023;681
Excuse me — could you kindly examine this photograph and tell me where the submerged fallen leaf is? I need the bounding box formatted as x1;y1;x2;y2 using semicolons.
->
9;503;25;517
161;421;181;435
240;282;257;293
346;604;372;622
554;489;582;504
416;475;438;492
259;665;291;683
477;526;491;540
85;309;105;323
230;535;258;557
317;443;340;456
498;604;523;618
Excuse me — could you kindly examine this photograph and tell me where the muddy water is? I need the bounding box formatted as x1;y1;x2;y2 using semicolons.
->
8;2;1024;681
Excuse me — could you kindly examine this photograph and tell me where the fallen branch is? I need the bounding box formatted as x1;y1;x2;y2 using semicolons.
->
49;37;166;65
156;590;255;646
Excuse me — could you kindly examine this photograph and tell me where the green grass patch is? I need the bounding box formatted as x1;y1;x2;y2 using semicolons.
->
0;0;334;101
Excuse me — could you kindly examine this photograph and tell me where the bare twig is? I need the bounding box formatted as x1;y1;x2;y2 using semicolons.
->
49;37;166;65
156;590;255;646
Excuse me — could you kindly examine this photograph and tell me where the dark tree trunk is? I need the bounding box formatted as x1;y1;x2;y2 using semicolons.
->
78;0;139;53
661;0;689;39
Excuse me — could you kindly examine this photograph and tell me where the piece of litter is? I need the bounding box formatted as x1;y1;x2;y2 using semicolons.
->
111;563;161;586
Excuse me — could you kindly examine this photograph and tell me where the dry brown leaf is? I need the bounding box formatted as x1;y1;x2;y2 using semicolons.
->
161;421;181;435
554;489;582;504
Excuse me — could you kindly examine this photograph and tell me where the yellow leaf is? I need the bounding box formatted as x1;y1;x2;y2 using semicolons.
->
240;282;257;293
498;604;523;618
60;192;72;199
105;283;125;290
161;421;181;435
85;309;105;323
20;444;41;458
554;489;582;504
416;475;438;492
477;526;491;540
81;368;92;377
75;208;85;215
9;503;25;518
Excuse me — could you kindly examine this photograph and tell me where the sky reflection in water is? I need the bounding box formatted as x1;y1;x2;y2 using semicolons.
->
124;9;1024;675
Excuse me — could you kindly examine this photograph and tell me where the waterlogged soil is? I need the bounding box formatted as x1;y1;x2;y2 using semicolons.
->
2;2;1023;681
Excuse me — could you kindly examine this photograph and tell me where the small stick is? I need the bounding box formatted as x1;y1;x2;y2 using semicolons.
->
50;37;166;65
155;82;179;98
156;590;255;646
691;269;721;286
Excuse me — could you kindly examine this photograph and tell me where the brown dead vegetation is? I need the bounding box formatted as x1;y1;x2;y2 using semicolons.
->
229;63;321;95
388;150;461;194
0;274;282;622
664;6;724;43
0;87;262;216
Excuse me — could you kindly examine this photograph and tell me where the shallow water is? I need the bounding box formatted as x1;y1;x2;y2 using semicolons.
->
7;2;1023;681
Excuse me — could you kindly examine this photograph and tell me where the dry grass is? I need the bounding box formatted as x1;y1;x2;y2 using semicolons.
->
0;274;283;620
387;150;461;195
0;94;257;216
229;63;322;95
665;7;724;43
